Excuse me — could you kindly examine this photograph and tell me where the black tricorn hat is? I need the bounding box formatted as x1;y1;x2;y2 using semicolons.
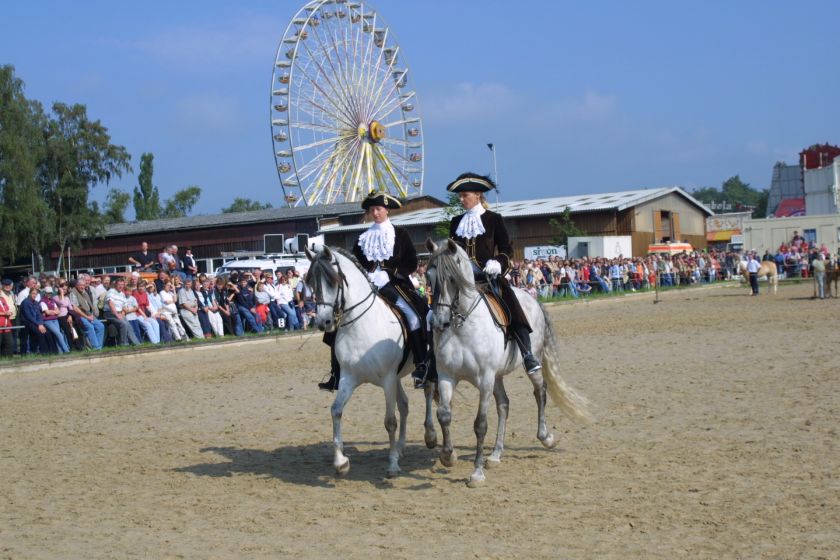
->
446;172;496;193
361;191;402;210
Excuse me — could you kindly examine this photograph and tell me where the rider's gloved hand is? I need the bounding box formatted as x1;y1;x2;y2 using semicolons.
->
483;259;502;278
368;270;390;289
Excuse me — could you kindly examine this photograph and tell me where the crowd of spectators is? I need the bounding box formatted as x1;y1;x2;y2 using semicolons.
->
4;235;837;359
403;237;840;304
760;230;836;279
494;235;837;301
0;242;317;359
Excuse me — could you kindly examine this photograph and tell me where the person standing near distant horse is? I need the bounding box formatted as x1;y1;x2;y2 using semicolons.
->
747;252;762;296
447;172;540;373
813;253;827;299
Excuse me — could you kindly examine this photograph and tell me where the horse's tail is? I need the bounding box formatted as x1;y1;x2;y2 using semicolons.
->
539;304;592;423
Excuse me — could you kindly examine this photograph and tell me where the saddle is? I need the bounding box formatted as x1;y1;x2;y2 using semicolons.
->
477;284;511;329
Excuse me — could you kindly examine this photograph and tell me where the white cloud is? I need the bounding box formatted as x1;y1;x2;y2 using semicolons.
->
111;16;280;69
746;140;792;159
173;93;242;133
543;90;618;125
423;82;519;123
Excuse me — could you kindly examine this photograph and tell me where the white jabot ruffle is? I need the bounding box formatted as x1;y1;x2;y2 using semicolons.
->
455;204;486;239
358;218;396;263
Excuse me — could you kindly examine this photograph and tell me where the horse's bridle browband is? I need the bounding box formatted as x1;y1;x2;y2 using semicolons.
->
313;257;377;328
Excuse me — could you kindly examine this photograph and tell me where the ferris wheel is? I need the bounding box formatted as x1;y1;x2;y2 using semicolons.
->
270;0;424;207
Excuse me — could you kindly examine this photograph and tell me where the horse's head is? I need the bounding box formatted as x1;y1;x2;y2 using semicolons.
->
304;245;343;332
425;238;476;331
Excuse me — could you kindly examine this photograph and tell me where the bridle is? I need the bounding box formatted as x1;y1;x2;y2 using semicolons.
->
310;256;377;329
428;264;482;330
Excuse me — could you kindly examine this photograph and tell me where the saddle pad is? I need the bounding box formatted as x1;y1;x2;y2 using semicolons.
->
379;295;412;371
481;290;510;329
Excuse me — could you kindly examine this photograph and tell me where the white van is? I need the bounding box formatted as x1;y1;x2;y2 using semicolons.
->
213;252;311;279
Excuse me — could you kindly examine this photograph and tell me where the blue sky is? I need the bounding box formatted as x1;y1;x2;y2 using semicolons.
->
2;0;838;217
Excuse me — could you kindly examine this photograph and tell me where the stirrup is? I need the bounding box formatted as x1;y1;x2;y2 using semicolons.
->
522;352;541;374
411;363;428;389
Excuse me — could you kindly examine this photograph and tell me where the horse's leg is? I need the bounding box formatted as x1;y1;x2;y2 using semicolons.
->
396;378;409;458
467;377;494;488
436;377;457;467
486;376;510;468
331;379;355;476
382;375;401;478
423;381;438;449
527;368;557;449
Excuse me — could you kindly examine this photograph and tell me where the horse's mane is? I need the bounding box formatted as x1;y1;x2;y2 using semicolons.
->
428;241;477;296
305;245;368;290
331;246;368;279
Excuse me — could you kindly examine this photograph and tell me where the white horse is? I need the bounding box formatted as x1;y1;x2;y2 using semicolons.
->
425;239;591;487
736;260;778;294
304;246;437;478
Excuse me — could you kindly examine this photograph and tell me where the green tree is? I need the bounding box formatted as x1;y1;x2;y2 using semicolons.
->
691;175;768;218
222;197;273;213
133;152;161;220
433;193;462;239
162;185;202;218
548;206;584;247
40;102;132;272
687;186;720;204
0;65;49;272
103;188;131;223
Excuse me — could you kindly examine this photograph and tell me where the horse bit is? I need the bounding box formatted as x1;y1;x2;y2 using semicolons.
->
431;274;482;330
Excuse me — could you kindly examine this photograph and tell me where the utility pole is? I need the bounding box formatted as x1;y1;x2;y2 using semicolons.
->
487;143;500;209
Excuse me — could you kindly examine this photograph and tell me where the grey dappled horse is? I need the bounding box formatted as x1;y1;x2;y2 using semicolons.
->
425;239;591;487
304;246;437;478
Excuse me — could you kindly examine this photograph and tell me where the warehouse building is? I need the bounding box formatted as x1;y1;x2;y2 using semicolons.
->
321;186;711;259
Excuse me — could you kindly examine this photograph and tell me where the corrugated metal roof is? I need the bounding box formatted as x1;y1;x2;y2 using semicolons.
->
105;202;364;237
320;186;712;234
103;194;448;238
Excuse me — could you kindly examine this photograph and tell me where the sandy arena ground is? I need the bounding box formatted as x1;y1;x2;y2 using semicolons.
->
1;282;838;559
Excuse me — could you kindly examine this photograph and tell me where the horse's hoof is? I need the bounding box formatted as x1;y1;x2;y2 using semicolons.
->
335;457;350;477
540;433;557;449
439;450;456;468
386;467;401;479
466;473;486;488
424;430;438;449
485;456;501;469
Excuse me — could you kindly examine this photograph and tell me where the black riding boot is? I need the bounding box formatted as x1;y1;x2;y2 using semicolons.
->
318;346;340;391
424;347;438;384
408;328;429;389
512;323;541;373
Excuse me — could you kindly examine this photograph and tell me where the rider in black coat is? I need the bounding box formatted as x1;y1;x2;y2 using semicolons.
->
447;172;541;374
318;192;430;391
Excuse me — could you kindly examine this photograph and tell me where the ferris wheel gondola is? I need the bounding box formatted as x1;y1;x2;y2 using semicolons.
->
270;0;424;206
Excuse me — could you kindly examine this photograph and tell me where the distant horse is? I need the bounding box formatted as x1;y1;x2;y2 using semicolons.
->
304;246;437;479
823;263;840;298
736;260;778;295
425;239;590;487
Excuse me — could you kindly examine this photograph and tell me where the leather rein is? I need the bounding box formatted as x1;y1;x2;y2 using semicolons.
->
313;258;377;329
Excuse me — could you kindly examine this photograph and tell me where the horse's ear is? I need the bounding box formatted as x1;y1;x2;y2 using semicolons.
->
322;245;333;260
446;239;458;254
304;246;316;262
425;238;438;253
